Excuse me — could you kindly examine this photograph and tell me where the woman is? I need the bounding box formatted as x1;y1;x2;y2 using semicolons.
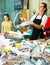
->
20;2;48;40
30;2;48;40
1;14;14;33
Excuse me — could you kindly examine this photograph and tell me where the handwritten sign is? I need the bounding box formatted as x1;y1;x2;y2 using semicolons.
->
14;0;23;10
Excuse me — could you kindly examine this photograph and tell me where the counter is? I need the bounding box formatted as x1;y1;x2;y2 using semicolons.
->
0;32;50;65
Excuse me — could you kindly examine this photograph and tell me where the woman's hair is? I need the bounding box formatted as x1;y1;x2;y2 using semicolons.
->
4;14;10;20
41;2;47;14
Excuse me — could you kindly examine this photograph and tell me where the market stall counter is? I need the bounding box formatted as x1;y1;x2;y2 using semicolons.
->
0;32;50;65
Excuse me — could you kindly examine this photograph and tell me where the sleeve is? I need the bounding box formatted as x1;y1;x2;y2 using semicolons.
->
41;15;48;26
30;14;37;22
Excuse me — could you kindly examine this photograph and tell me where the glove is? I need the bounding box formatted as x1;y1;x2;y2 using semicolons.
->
27;21;33;25
20;22;28;27
20;21;33;27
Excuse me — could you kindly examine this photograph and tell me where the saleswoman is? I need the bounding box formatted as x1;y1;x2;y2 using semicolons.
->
1;14;14;33
30;2;48;40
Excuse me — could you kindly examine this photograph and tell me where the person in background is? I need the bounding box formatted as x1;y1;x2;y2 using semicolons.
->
19;16;27;22
19;16;28;32
1;14;14;33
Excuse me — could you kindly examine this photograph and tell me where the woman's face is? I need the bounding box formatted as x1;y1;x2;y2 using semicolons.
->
4;15;9;21
39;3;45;13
